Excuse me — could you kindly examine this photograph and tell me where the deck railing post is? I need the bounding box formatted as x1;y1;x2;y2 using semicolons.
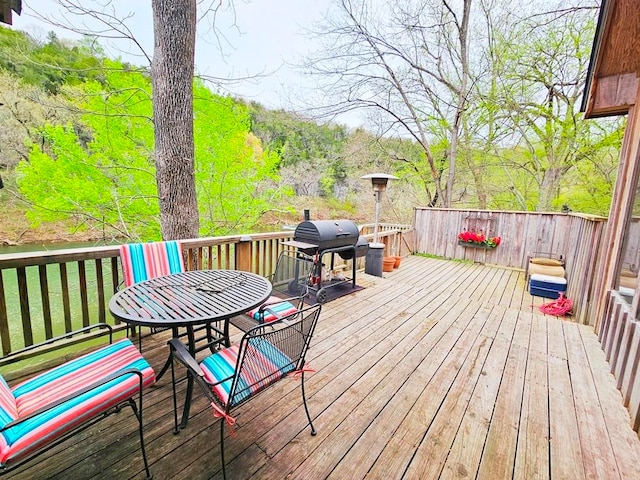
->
235;236;253;272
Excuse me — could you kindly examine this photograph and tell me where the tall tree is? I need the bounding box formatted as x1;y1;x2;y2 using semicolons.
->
152;0;198;240
20;0;202;240
473;1;608;212
305;0;474;207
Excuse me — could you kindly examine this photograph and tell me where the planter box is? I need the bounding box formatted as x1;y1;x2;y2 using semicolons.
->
458;241;495;250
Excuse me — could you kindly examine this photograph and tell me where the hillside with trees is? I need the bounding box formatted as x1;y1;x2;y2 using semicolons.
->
0;1;626;243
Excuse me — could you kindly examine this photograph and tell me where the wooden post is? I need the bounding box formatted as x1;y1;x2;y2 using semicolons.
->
235;236;253;272
594;79;640;332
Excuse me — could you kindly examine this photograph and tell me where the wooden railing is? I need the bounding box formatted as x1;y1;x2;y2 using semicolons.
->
0;225;409;359
599;291;640;433
413;208;610;325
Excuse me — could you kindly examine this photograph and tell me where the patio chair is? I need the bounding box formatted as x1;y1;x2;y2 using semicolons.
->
0;324;155;478
120;240;186;339
120;240;185;288
229;250;312;334
169;304;321;480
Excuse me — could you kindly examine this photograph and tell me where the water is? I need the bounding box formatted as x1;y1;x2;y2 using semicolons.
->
0;239;125;357
0;239;122;255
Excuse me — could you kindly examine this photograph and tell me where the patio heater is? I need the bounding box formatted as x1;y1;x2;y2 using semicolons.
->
361;173;398;276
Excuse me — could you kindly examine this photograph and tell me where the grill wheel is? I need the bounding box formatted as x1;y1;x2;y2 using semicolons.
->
315;288;328;304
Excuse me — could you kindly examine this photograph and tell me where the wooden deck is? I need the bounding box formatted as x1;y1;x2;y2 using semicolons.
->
9;255;640;479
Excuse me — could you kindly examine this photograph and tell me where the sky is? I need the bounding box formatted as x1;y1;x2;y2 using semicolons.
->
11;0;364;127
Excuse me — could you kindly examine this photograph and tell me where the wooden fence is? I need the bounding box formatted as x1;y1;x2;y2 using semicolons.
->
0;226;408;360
413;208;610;325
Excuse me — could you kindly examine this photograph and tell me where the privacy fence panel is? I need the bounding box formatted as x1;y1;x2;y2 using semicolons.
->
413;208;609;325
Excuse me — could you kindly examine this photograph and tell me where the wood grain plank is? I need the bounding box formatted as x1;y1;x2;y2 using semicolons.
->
59;262;72;333
0;272;12;355
358;303;489;480
513;312;550;480
580;324;640;479
402;305;506;479
296;303;487;480
620;322;640;406
547;321;586;480
564;322;621;479
257;299;481;479
476;310;530;479
439;307;519;480
38;265;53;339
17;266;33;347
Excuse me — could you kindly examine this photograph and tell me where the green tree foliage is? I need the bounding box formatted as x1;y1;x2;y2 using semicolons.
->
0;71;74;169
16;65;158;238
247;102;350;198
248;102;348;167
464;2;624;213
194;84;285;234
16;63;285;240
0;26;107;94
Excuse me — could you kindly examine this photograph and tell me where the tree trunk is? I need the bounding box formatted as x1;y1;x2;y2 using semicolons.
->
151;0;199;240
445;0;472;208
537;167;563;211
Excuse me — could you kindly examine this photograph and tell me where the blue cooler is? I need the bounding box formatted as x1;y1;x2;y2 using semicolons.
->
529;273;567;299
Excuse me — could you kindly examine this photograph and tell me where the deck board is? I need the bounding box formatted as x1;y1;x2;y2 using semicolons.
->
8;255;640;480
513;313;550;480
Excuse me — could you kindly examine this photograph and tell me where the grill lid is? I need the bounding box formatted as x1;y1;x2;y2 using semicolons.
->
293;220;360;252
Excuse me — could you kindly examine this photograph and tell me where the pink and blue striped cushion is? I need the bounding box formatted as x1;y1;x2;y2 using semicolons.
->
0;377;17;428
246;297;298;323
0;339;155;466
120;241;185;287
200;338;294;407
0;377;18;461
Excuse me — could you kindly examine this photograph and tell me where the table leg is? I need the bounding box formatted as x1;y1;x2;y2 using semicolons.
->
154;326;179;382
180;325;196;429
224;317;231;347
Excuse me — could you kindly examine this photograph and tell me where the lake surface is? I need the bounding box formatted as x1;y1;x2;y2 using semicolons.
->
1;240;125;354
0;239;122;255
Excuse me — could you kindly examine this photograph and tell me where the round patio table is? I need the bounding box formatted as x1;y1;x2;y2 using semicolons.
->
109;269;272;427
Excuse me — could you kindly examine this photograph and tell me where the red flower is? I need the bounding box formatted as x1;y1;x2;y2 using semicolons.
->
458;231;501;248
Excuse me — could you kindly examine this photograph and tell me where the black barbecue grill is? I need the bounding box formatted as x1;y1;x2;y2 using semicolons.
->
282;220;368;303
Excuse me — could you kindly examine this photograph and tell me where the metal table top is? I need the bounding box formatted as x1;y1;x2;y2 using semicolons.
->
109;270;272;328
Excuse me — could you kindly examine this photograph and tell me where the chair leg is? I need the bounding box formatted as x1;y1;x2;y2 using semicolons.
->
220;417;227;480
130;397;153;479
170;352;180;435
300;371;317;436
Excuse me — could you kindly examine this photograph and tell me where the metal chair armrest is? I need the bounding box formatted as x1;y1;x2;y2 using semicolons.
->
258;284;308;313
169;339;206;378
2;323;114;360
169;339;233;398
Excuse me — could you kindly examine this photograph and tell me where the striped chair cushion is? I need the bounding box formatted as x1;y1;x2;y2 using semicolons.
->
120;241;185;287
0;376;18;460
246;297;298;323
0;339;155;466
0;377;17;428
200;338;294;407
